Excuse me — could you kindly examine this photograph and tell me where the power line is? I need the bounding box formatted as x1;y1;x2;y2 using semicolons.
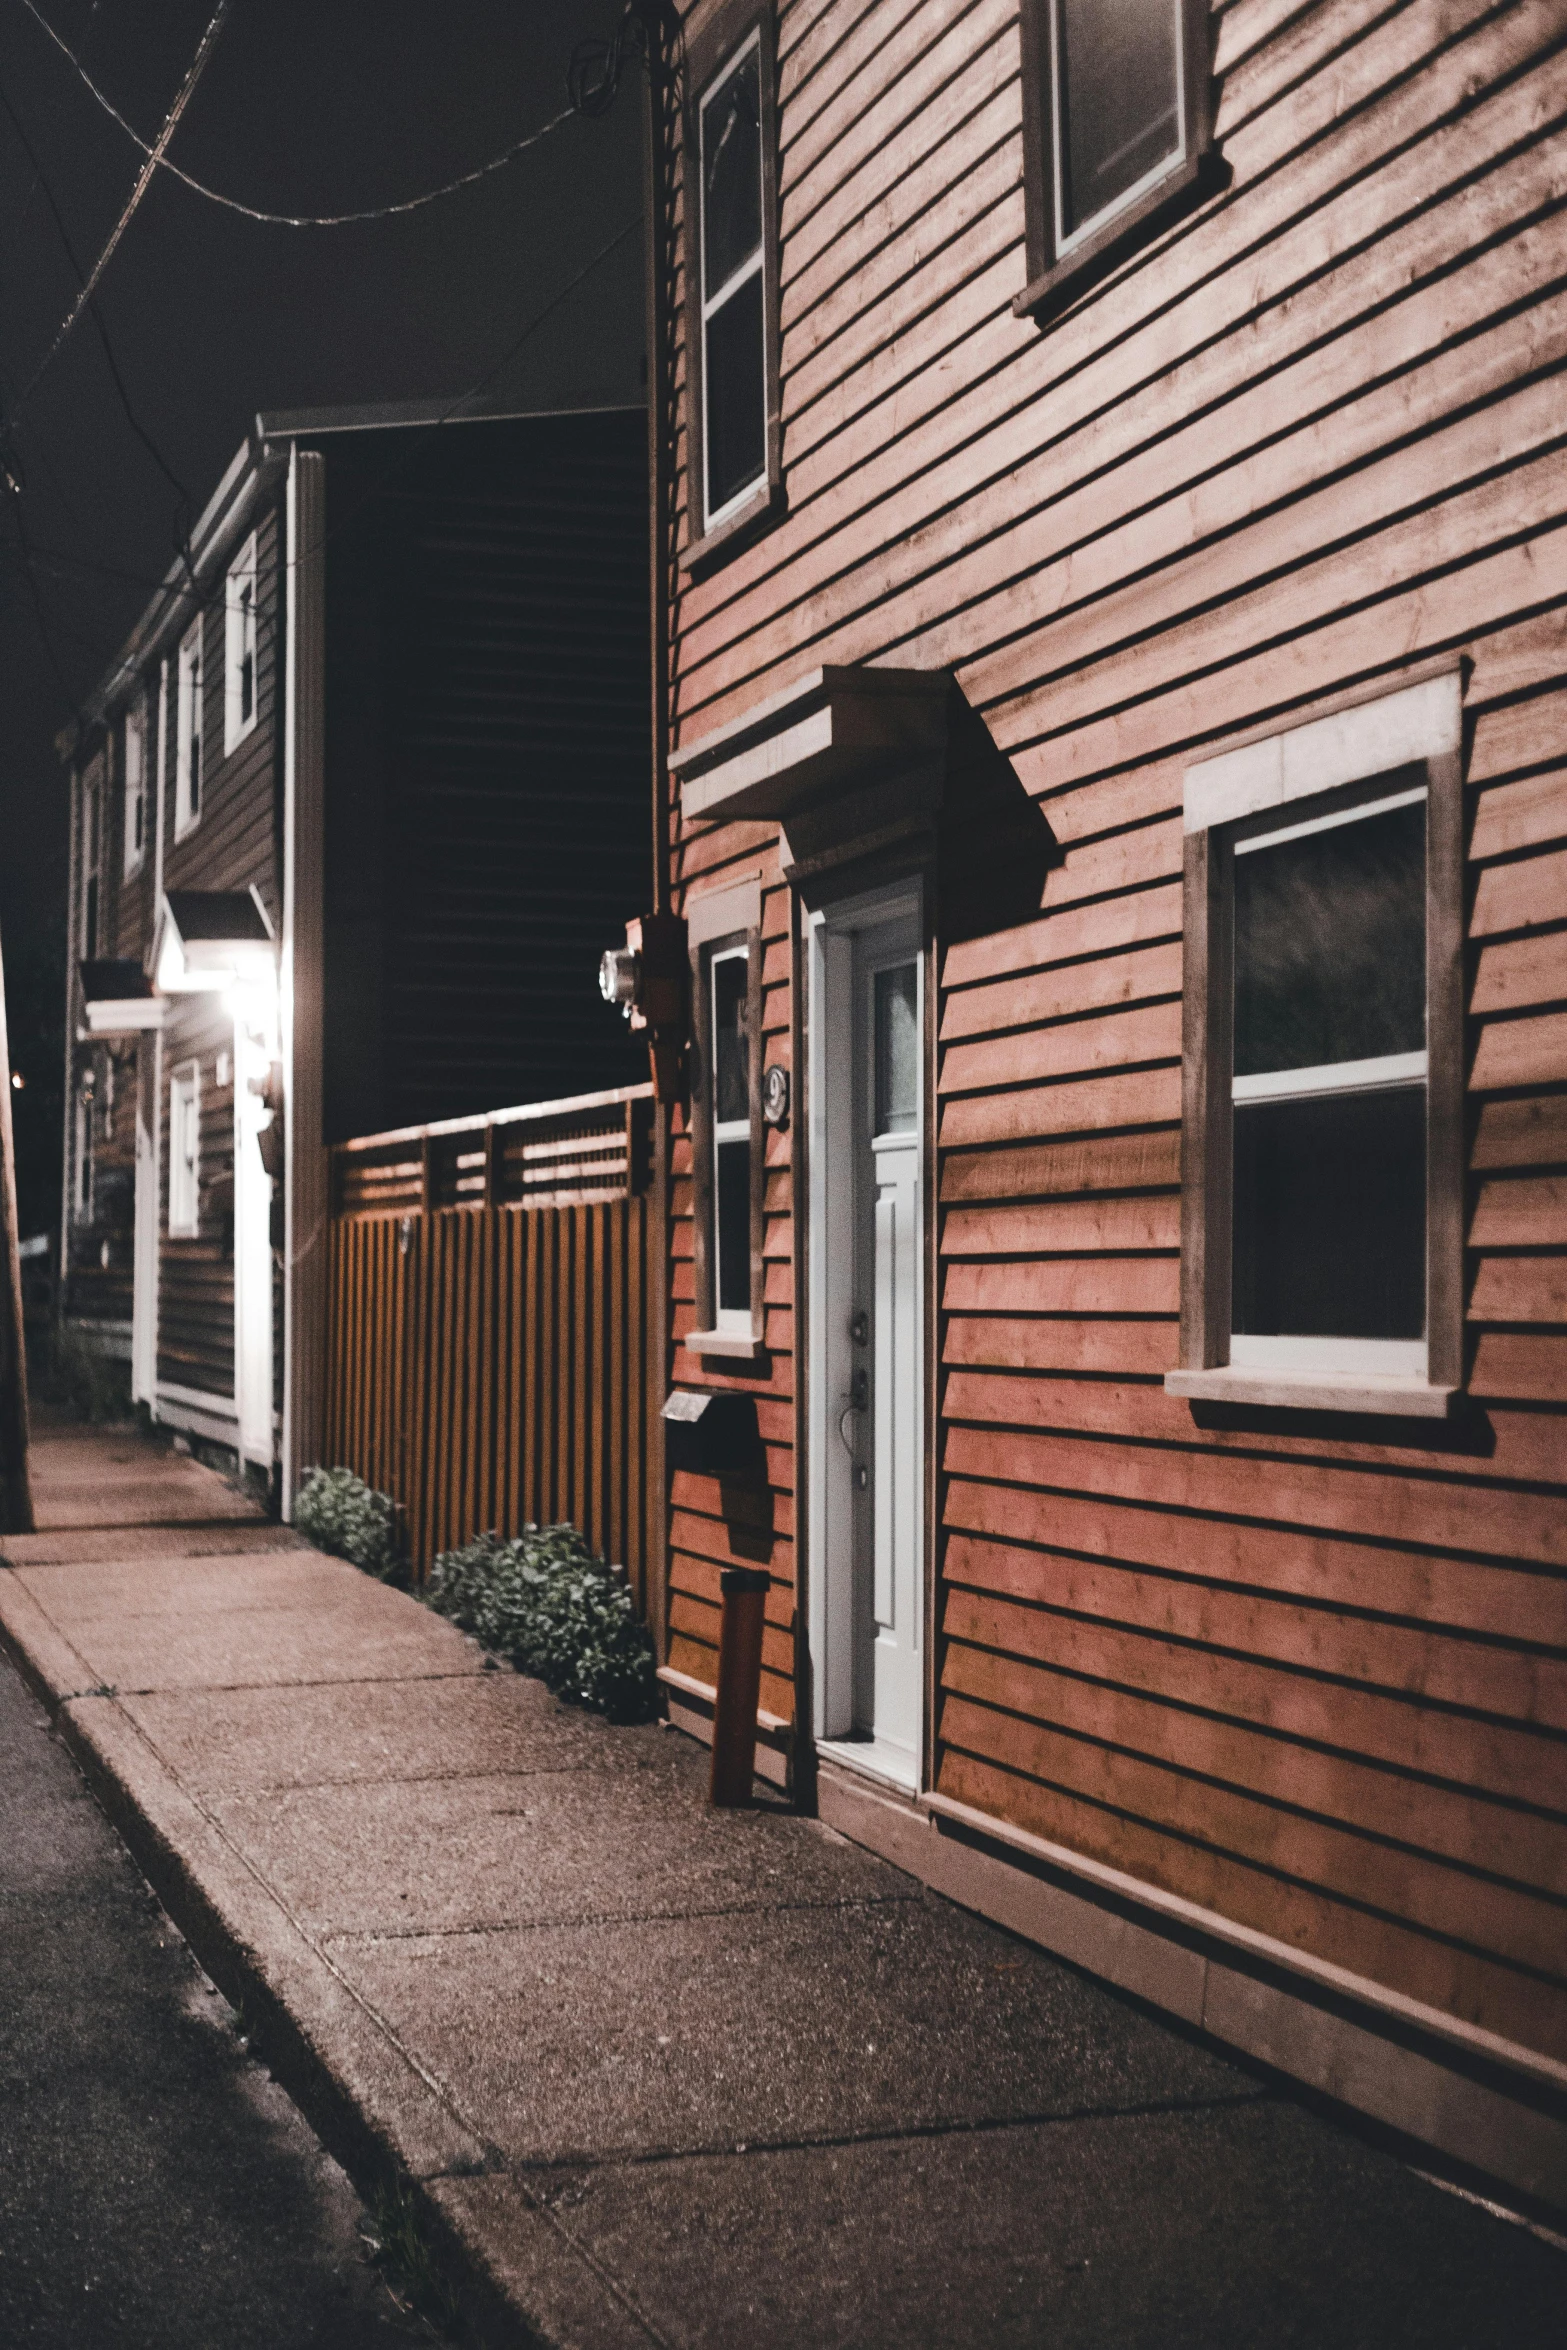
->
7;209;644;749
15;0;577;229
9;3;232;424
0;78;196;547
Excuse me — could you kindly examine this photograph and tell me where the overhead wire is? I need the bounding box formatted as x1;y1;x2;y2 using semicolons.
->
0;78;197;549
8;1;232;424
11;208;644;746
15;0;577;230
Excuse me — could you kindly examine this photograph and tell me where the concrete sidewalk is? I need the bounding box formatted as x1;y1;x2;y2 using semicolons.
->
2;1420;1561;2349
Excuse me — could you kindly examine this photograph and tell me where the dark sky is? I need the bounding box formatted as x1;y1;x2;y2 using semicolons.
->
0;0;643;1223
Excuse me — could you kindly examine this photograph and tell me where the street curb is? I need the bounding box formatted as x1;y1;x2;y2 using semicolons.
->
0;1574;654;2350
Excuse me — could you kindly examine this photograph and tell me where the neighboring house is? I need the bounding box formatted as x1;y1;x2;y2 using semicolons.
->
60;400;650;1493
650;0;1566;2201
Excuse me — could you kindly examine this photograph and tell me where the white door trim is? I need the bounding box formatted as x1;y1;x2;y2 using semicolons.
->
805;879;924;1780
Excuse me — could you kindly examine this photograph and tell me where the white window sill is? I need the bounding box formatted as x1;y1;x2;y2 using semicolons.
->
683;1326;765;1361
1165;1366;1458;1419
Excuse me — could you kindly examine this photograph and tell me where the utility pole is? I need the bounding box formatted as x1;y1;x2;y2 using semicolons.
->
0;921;36;1533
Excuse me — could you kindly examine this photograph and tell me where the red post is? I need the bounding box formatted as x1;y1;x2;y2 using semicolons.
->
710;1565;770;1807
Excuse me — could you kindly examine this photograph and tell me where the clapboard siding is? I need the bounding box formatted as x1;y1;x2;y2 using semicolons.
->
157;995;236;1398
666;0;1567;2063
164;500;283;923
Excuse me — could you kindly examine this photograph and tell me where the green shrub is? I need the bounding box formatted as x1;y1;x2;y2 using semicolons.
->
294;1465;402;1581
425;1523;658;1724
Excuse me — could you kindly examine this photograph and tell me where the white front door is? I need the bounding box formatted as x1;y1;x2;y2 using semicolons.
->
809;889;925;1788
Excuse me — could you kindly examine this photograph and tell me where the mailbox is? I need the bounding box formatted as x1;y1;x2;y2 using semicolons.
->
661;1387;760;1477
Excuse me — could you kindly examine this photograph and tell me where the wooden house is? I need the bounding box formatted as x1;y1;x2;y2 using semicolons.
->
59;399;649;1494
650;0;1567;2205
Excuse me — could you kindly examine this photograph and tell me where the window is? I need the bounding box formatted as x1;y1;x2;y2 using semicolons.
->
1017;0;1212;309
224;533;258;754
176;618;203;837
73;1085;94;1222
685;872;765;1355
686;7;781;555
169;1064;201;1237
80;761;101;959
710;946;753;1330
123;693;147;876
1168;674;1464;1416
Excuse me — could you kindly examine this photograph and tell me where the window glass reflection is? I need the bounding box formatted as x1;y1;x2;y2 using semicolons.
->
1234;797;1425;1077
1057;0;1180;237
875;963;918;1135
1233;1088;1425;1341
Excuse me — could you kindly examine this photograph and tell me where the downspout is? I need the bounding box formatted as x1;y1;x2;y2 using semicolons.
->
281;445;300;1516
638;0;681;1660
149;660;169;1414
58;763;80;1328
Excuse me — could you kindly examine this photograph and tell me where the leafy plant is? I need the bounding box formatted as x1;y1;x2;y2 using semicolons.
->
362;2176;462;2333
294;1465;402;1581
425;1524;658;1724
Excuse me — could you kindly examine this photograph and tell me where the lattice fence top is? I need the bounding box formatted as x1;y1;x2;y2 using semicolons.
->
333;1084;654;1219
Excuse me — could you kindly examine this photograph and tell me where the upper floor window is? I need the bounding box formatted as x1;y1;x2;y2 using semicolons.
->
686;8;781;556
224;533;258;755
80;757;101;959
1018;0;1212;311
123;692;147;877
176;618;203;838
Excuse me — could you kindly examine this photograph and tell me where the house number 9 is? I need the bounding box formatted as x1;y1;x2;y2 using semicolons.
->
762;1064;790;1128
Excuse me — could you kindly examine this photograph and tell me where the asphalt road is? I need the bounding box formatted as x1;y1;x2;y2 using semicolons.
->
0;1644;436;2349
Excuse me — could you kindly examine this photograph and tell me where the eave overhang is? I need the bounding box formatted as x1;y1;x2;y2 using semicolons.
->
669;665;955;887
77;959;162;1039
152;889;276;995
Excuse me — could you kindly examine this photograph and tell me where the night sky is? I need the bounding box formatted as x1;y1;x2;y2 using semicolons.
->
0;0;643;1231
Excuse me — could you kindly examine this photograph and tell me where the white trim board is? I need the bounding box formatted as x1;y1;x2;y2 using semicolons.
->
1185;673;1461;834
813;1762;1567;2216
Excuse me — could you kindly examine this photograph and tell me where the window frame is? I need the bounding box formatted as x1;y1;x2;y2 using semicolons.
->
224;531;258;756
123;691;147;878
1016;0;1215;319
685;870;767;1358
80;757;102;961
175;617;204;839
1168;672;1465;1419
682;0;784;575
169;1061;201;1238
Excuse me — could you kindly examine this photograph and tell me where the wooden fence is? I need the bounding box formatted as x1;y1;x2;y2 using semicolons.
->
323;1084;659;1594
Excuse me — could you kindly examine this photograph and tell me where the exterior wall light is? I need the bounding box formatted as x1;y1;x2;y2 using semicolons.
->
599;946;641;1012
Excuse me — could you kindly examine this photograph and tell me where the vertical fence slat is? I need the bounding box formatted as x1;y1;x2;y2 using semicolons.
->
322;1092;656;1595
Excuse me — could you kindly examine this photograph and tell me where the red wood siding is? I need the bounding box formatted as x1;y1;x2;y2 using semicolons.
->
667;0;1567;2061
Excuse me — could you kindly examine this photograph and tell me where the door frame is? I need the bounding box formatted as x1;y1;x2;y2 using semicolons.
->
804;876;926;1776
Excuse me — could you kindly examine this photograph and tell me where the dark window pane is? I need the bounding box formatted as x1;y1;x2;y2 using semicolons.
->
1234;798;1425;1075
704;270;766;517
874;962;918;1135
1233;1087;1425;1341
702;50;761;299
717;1137;751;1313
713;953;750;1126
1056;0;1180;237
